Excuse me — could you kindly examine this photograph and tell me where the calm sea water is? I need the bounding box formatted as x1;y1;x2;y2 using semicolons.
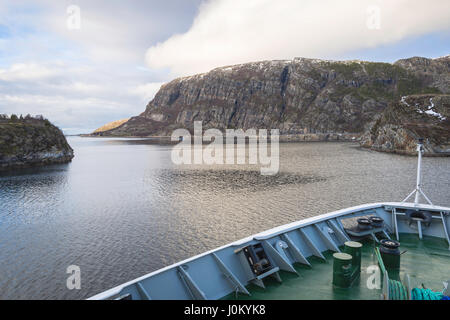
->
0;136;449;299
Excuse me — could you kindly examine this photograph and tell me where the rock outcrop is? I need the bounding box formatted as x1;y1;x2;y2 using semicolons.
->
0;116;74;171
104;55;448;139
360;94;450;155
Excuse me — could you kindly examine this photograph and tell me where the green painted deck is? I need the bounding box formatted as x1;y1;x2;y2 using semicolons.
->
224;234;450;300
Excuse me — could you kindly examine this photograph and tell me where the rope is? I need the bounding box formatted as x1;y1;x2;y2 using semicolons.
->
389;280;447;300
374;247;386;275
411;288;445;300
388;279;408;300
376;247;449;301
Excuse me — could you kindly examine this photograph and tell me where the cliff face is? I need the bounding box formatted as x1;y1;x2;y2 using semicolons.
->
360;94;450;155
394;55;450;94
0;117;74;171
106;56;448;137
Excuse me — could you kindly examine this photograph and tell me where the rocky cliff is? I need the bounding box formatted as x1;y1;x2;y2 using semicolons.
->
0;116;74;171
104;55;448;139
360;94;450;155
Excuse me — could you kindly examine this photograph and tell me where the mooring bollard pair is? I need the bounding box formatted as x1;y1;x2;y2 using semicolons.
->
332;241;362;288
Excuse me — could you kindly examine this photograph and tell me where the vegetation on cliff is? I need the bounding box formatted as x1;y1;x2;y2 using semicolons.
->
0;115;74;170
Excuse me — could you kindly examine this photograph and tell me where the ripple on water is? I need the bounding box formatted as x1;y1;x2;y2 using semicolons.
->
0;137;449;299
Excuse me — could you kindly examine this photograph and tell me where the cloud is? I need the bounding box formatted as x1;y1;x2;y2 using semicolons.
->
0;61;157;133
145;0;450;76
0;93;130;133
0;63;61;81
1;0;449;134
130;82;165;102
0;0;205;133
32;0;205;64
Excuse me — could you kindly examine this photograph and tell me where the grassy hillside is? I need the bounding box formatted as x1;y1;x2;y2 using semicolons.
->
92;118;129;134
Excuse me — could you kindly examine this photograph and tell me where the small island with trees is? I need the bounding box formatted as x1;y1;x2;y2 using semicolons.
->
0;114;74;171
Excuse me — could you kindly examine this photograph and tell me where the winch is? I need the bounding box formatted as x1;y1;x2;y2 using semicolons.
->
379;239;401;269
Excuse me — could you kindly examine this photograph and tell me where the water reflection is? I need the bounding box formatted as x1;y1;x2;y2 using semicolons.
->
0;137;448;299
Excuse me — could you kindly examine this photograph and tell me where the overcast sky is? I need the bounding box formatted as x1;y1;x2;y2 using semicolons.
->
1;0;449;134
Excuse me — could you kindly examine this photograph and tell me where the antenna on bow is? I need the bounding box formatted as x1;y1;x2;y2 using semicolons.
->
402;138;433;206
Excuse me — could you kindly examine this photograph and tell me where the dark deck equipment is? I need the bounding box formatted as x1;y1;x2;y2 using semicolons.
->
235;243;281;289
332;253;353;288
379;239;401;270
405;210;432;227
345;216;390;243
344;241;362;274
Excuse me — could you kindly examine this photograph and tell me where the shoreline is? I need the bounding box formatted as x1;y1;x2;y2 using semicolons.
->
0;155;74;172
77;132;361;142
359;146;450;157
74;134;450;157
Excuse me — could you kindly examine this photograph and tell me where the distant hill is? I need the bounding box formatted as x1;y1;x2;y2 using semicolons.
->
92;118;129;134
102;55;449;140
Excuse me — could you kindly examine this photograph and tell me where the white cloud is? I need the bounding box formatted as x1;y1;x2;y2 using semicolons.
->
31;0;204;64
1;0;449;134
145;0;450;76
0;1;204;133
0;61;150;133
0;63;61;81
130;82;165;102
0;92;133;134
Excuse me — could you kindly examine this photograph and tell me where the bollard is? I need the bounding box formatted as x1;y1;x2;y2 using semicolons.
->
344;241;362;274
332;252;353;288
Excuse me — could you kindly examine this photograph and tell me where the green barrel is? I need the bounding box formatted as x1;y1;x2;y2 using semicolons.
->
332;253;353;288
344;241;362;273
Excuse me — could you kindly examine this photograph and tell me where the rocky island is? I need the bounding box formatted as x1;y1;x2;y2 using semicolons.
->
94;55;449;154
0;115;74;171
361;94;450;155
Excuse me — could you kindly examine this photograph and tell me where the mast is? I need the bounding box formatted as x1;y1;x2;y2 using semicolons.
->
402;138;433;206
414;138;423;205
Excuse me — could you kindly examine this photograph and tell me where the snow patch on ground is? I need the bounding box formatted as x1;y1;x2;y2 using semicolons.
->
435;54;450;60
400;96;410;106
400;96;446;121
417;98;446;121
